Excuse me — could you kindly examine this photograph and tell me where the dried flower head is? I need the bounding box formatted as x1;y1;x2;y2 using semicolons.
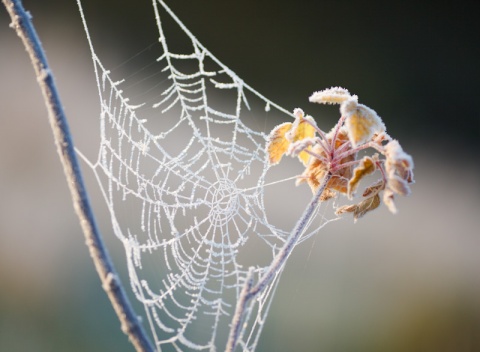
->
267;88;414;221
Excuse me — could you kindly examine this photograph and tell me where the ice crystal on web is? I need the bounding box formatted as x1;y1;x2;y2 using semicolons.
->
77;0;415;346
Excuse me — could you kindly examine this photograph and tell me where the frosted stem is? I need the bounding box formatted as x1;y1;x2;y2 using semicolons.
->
226;267;255;352
1;1;154;351
226;172;332;351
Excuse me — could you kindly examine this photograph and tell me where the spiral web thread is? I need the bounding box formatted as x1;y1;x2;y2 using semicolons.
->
78;0;334;350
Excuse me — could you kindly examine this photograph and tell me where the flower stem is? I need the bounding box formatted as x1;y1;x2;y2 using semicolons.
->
329;114;347;150
303;118;331;154
226;172;332;351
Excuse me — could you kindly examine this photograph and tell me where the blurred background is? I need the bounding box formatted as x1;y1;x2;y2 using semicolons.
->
1;0;479;351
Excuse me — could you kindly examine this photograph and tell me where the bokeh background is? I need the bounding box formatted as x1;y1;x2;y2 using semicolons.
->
1;0;479;351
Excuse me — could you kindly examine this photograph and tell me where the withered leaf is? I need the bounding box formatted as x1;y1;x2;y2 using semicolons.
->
267;122;292;165
335;204;357;215
267;118;316;166
344;103;385;147
336;194;381;222
384;140;414;182
320;188;337;201
291;119;316;166
348;156;376;198
362;179;385;197
383;189;397;214
353;194;381;220
328;175;349;195
296;151;328;193
388;174;411;196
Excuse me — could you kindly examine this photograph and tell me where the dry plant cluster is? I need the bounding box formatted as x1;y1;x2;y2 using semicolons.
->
267;87;414;221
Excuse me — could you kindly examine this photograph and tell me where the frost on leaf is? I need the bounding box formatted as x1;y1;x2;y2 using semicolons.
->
309;87;355;105
388;175;411;196
363;180;384;197
268;88;415;221
348;155;376;199
267;122;293;165
341;98;386;148
336;193;381;222
384;140;415;183
383;188;397;213
267;109;316;166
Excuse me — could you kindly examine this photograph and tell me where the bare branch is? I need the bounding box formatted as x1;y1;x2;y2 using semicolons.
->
1;1;154;351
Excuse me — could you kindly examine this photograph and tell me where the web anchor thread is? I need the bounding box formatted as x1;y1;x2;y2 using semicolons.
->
226;172;332;352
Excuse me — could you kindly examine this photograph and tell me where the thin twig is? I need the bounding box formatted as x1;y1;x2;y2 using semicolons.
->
303;118;331;154
1;1;155;351
328;114;347;151
226;172;332;351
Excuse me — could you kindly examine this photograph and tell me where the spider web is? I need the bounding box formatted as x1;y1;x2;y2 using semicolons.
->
78;1;334;350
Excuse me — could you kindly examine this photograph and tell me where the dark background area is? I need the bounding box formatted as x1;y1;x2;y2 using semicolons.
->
1;1;479;351
19;0;480;146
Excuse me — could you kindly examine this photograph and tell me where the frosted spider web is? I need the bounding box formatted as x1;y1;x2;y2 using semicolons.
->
78;1;335;350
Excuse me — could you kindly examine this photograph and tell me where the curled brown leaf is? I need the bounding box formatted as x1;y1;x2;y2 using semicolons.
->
348;156;376;198
362;179;385;197
336;194;381;222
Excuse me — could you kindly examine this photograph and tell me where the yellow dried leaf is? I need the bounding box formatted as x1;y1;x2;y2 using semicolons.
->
348;156;376;198
342;101;385;147
267;122;292;165
297;153;328;194
291;119;316;166
347;112;373;146
327;175;349;194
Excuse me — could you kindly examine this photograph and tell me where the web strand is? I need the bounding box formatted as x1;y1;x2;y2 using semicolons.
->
78;1;336;350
